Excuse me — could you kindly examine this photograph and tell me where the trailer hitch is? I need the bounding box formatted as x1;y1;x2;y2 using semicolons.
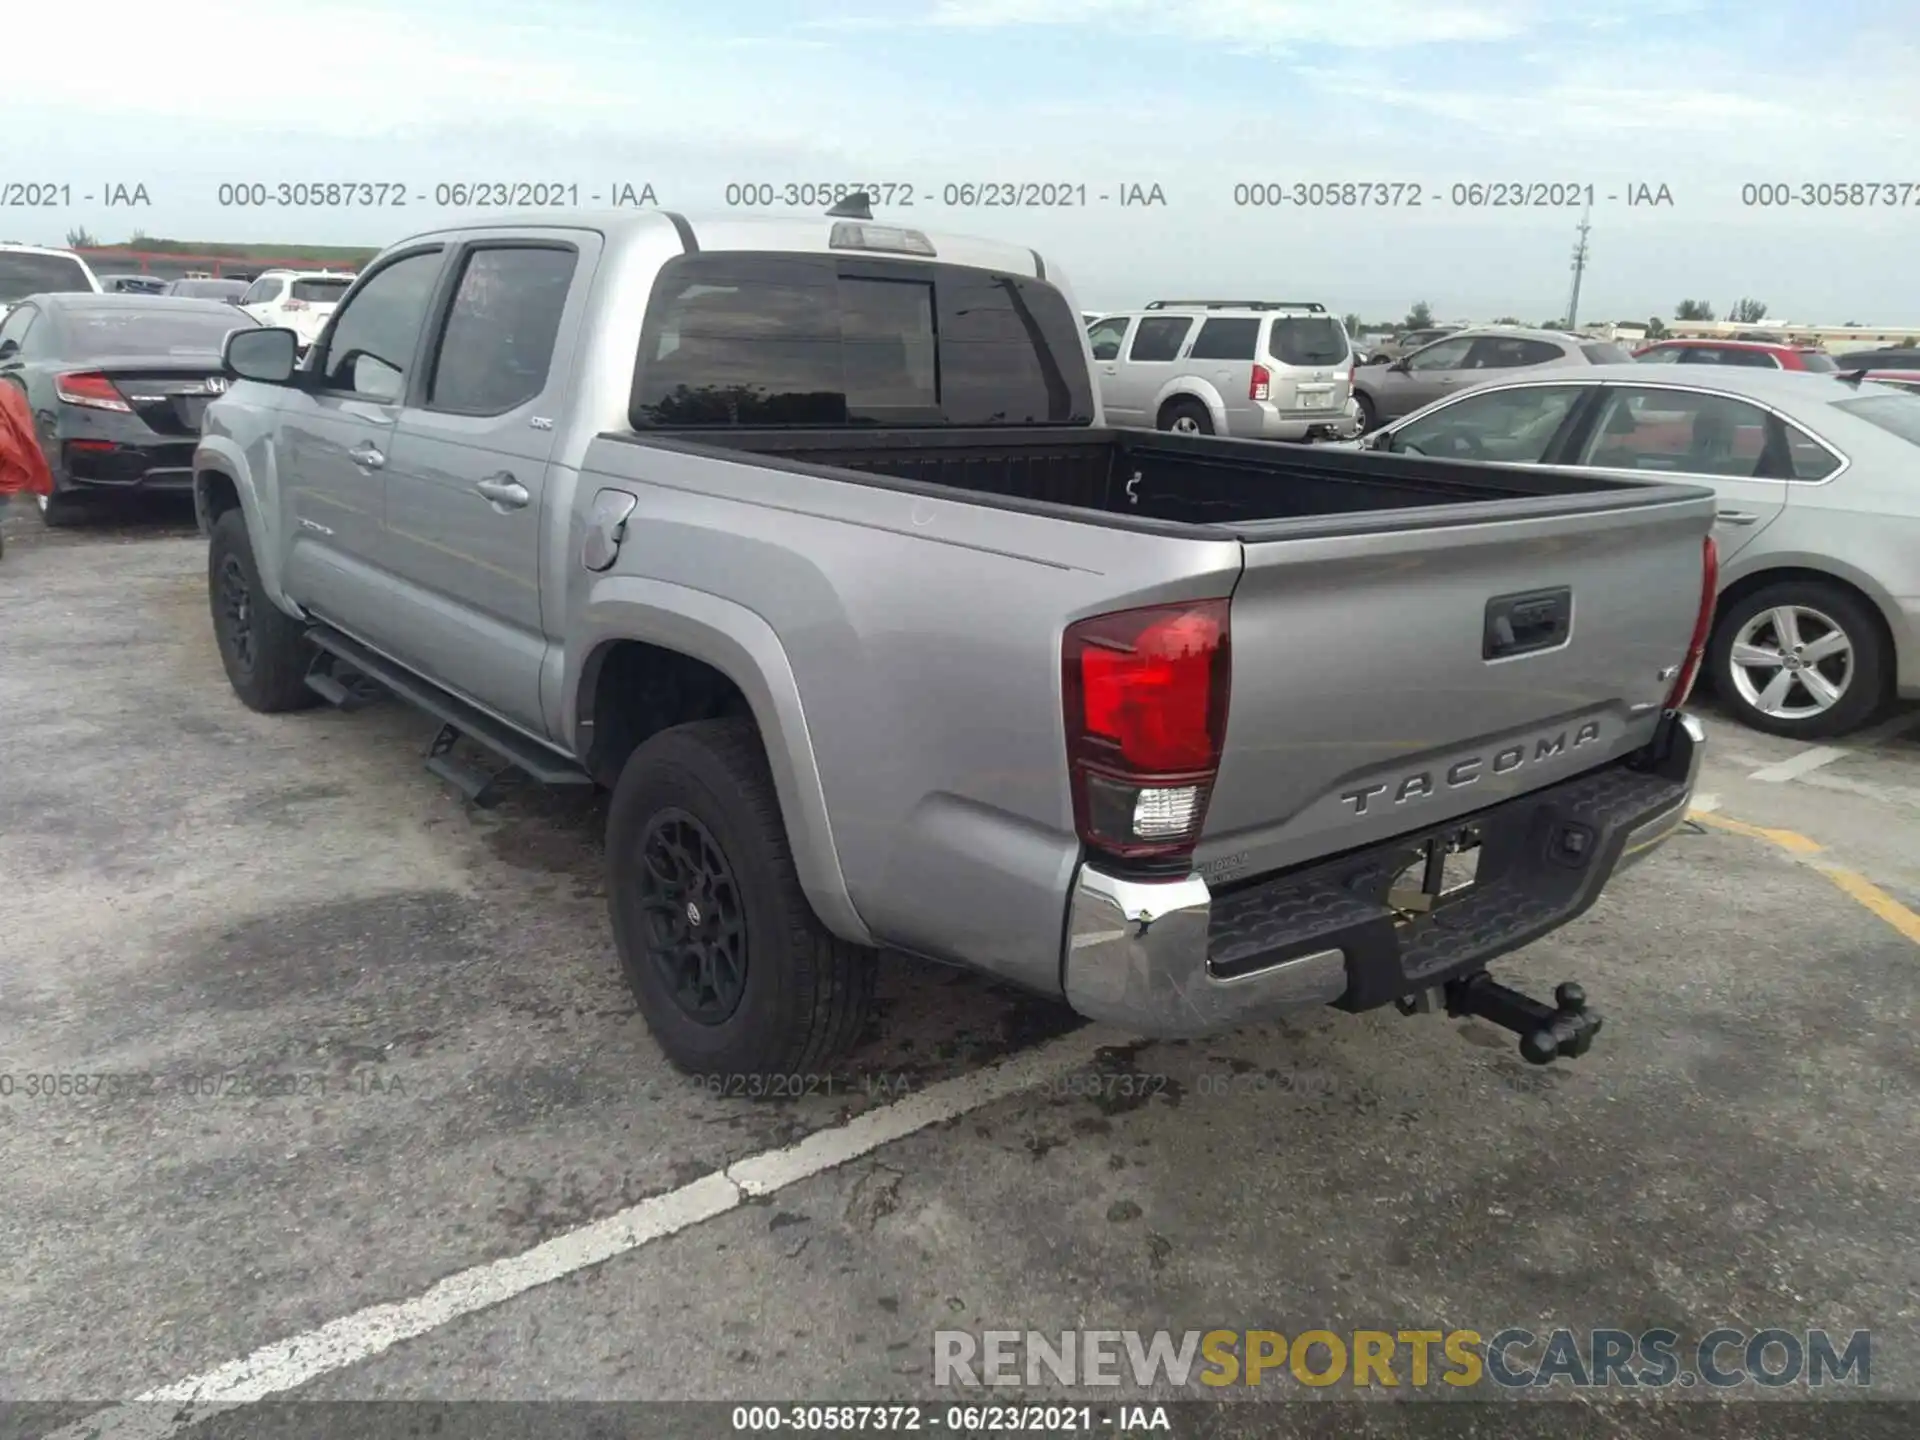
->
1442;972;1602;1065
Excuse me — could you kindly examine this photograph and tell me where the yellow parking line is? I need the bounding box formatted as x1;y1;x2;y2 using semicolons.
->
1689;809;1920;945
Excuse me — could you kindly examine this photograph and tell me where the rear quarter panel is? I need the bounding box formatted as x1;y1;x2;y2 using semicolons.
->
569;438;1242;994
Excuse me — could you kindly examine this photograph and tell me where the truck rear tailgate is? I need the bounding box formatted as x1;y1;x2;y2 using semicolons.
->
1196;490;1715;885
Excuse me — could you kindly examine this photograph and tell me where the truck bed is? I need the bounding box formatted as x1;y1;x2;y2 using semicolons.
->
609;425;1693;538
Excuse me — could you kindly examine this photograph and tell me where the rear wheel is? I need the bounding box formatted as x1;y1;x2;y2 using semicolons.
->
1354;393;1379;435
1158;398;1214;436
608;717;877;1079
1707;580;1887;738
207;508;320;713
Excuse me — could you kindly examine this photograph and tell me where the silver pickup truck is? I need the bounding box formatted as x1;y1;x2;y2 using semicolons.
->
193;203;1717;1079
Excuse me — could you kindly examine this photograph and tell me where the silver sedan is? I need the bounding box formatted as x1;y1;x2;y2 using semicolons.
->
1356;364;1920;739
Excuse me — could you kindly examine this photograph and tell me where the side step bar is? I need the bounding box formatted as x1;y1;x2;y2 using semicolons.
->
304;623;592;808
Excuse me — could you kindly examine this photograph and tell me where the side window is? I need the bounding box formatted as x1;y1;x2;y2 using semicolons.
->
1464;336;1561;369
1782;422;1842;481
1389;385;1585;463
1086;315;1130;361
1189;317;1259;361
1127;315;1193;362
1576;387;1772;477
0;304;37;355
1676;347;1726;365
241;276;282;306
426;246;578;414
1722;349;1780;368
1635;346;1680;364
316;250;444;400
1407;335;1475;371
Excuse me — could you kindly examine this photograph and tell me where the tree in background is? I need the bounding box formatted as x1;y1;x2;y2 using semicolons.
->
1342;312;1362;335
1900;337;1919;349
65;227;97;249
1730;297;1769;324
1645;317;1669;339
1491;315;1521;324
1675;299;1715;321
1404;300;1434;330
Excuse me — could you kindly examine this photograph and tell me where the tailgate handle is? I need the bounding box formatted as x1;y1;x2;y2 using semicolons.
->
1484;587;1572;660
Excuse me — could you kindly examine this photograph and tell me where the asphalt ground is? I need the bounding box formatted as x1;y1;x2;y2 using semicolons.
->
4;496;1919;1439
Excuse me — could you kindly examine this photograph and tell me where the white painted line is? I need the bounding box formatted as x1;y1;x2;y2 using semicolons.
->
1689;793;1721;814
1750;746;1849;783
47;1024;1129;1440
1748;712;1920;783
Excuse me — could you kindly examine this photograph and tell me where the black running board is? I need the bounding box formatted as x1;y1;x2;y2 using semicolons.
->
304;623;591;803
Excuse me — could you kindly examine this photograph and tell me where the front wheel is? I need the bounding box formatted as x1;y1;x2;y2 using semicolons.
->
1707;581;1888;738
607;717;877;1079
207;508;320;713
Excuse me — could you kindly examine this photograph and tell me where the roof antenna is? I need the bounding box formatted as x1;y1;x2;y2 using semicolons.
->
1838;368;1868;386
827;191;873;220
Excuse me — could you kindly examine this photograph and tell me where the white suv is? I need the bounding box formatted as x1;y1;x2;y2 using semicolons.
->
0;243;101;317
238;269;356;348
1084;300;1361;441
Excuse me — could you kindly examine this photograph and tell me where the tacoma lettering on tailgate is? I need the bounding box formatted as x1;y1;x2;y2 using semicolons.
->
1340;721;1603;815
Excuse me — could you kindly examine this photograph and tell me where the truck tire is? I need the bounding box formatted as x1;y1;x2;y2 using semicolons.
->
207;508;320;713
1158;398;1214;435
1706;579;1888;739
607;717;877;1080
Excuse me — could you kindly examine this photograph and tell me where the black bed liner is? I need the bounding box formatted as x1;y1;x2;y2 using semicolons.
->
598;425;1707;540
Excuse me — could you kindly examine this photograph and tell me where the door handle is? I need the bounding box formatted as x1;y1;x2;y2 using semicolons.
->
1717;510;1760;525
474;472;531;509
348;441;385;470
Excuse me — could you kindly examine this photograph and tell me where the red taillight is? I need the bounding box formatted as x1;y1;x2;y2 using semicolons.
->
65;439;116;452
55;372;131;412
1063;600;1231;864
1249;364;1270;402
1666;535;1719;710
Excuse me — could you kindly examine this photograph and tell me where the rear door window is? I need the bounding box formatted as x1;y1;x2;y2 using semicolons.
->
1466;336;1564;369
426;245;577;414
1189;317;1258;361
1796;351;1838;373
1267;315;1347;365
1575;387;1773;476
631;253;1093;428
1127;316;1193;362
1580;342;1633;363
241;276;283;306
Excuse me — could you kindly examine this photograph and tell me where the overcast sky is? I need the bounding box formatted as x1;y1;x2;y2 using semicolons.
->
8;0;1917;323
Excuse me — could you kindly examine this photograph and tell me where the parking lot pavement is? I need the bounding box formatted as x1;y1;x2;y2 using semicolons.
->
6;514;1920;1425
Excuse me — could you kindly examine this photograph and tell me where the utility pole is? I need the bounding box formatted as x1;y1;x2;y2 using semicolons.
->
1564;199;1592;331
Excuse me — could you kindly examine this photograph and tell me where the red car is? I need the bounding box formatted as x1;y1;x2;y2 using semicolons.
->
1632;338;1839;372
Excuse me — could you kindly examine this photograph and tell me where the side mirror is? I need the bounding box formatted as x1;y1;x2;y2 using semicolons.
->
225;326;300;385
0;339;17;361
1390;358;1413;374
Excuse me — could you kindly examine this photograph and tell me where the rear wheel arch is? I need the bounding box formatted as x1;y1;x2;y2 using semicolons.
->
570;610;872;948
